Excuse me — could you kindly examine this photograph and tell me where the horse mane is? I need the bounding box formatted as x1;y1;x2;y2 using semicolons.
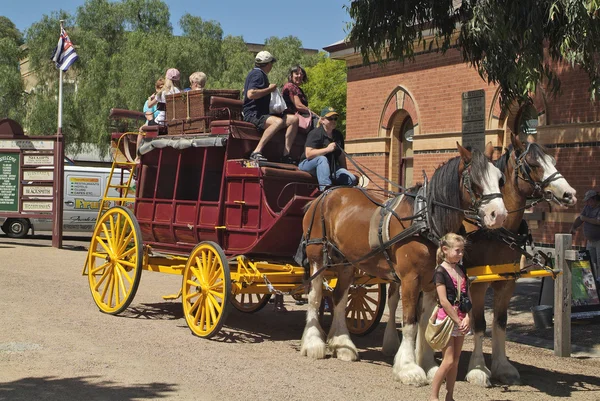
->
427;156;463;237
427;149;491;237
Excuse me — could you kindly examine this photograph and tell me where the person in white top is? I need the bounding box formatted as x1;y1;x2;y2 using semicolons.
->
148;68;181;126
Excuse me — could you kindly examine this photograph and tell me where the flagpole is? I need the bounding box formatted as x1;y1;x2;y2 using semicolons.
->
52;20;65;249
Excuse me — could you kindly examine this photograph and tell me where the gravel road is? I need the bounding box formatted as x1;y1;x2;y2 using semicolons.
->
1;234;599;400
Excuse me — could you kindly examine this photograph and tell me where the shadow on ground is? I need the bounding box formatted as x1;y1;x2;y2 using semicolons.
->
0;376;176;401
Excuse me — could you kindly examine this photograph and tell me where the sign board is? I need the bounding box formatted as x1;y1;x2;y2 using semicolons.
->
22;201;53;212
0;139;54;151
23;170;54;181
67;176;101;197
23;186;54;197
539;250;600;319
462;90;486;152
24;154;54;166
0;153;20;212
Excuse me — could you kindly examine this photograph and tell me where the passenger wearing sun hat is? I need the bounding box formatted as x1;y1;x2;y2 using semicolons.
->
571;189;600;280
148;67;181;127
298;107;356;191
242;50;299;164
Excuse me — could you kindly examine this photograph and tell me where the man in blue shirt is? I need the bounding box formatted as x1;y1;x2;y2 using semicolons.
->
243;51;298;163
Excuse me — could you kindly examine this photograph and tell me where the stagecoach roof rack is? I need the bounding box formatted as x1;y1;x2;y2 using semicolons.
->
138;135;227;156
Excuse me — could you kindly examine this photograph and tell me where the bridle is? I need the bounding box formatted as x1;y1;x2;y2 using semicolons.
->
461;161;504;220
513;142;564;201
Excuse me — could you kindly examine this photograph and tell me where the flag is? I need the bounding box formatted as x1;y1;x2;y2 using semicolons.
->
51;28;78;72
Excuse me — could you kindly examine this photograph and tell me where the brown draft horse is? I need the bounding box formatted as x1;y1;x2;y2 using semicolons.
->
300;144;508;385
461;134;576;387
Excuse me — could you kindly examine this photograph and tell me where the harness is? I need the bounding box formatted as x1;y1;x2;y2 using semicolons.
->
471;144;563;272
298;152;502;283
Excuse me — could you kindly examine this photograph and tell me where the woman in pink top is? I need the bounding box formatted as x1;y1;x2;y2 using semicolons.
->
430;233;471;401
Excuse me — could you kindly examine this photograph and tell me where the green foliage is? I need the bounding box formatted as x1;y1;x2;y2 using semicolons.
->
264;36;321;86
0;16;24;45
0;38;25;122
347;0;600;107
303;54;347;134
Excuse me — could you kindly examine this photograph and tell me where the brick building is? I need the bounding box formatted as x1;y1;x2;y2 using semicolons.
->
324;41;600;248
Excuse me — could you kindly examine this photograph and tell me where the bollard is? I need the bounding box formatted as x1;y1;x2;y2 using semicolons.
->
554;233;572;357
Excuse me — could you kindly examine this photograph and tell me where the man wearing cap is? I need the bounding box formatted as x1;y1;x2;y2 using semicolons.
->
242;51;298;163
298;107;356;191
571;189;600;279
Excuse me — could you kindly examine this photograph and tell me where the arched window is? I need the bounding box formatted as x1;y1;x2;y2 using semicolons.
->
400;118;414;188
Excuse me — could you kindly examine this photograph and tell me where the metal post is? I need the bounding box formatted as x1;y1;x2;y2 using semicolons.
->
554;233;572;357
52;22;65;249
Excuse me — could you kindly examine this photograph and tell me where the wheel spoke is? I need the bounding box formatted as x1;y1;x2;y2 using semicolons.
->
118;258;137;268
109;214;116;249
94;265;112;290
207;295;217;327
207;292;224;313
94;236;112;255
192;257;203;283
101;223;112;249
115;263;133;285
107;270;116;307
91;261;110;275
117;230;134;255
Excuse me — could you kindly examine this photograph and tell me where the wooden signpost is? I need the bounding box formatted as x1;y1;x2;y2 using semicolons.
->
0;119;59;244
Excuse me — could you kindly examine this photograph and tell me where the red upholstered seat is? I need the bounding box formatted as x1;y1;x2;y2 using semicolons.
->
260;166;316;183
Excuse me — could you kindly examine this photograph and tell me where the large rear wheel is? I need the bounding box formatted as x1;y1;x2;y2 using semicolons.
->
88;206;143;314
346;283;387;336
231;293;272;313
182;242;232;338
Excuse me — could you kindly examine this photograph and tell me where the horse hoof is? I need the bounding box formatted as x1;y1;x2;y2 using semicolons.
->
333;346;359;362
466;369;492;388
426;366;439;383
393;363;428;386
301;342;327;359
492;372;521;385
301;336;327;359
492;362;521;385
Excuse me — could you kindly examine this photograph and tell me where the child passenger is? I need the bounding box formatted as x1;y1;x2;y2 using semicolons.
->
430;233;471;401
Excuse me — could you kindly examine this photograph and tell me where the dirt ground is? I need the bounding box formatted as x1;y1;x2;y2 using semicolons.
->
1;234;600;401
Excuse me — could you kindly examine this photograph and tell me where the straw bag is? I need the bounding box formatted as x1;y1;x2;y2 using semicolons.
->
425;273;461;350
425;306;455;351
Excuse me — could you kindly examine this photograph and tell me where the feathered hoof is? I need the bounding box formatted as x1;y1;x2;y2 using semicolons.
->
426;366;439;384
393;363;428;387
332;345;359;362
301;337;327;359
466;368;492;388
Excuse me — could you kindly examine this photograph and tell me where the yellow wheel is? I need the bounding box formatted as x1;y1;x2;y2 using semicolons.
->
182;242;232;338
231;293;272;313
88;206;143;314
346;283;386;336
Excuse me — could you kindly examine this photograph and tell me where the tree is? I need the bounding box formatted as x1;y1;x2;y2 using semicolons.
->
346;0;600;106
264;36;320;86
0;16;24;45
303;54;347;134
0;37;25;122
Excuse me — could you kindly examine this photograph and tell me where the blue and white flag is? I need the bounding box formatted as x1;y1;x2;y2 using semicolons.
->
51;28;78;72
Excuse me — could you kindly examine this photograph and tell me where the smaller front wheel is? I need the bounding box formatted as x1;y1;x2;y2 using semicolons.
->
182;242;232;338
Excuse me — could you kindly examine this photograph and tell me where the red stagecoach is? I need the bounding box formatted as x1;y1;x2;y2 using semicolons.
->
84;92;387;338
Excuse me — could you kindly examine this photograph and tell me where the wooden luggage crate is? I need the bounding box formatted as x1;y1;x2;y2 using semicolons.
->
165;89;240;135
